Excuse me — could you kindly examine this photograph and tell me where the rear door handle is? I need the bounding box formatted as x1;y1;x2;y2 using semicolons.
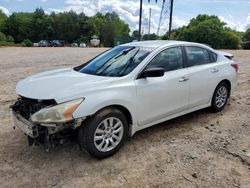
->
179;77;189;82
210;68;219;73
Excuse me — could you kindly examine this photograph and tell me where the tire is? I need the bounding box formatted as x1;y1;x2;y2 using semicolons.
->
211;82;230;112
78;107;128;159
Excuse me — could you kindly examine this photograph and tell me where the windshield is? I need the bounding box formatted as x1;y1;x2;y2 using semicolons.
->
75;46;152;77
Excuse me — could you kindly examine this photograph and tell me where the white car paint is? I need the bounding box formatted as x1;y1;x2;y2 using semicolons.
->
16;40;237;136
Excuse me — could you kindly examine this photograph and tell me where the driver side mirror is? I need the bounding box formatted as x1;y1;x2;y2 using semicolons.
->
138;68;165;79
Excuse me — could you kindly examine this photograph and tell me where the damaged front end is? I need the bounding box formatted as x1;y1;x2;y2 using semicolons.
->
10;96;84;151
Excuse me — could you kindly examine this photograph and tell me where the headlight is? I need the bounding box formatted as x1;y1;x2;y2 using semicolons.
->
31;98;83;123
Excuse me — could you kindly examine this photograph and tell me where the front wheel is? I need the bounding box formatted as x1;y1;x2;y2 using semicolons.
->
211;82;229;112
78;107;128;159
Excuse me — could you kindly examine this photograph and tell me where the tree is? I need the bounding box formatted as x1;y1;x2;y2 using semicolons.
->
31;8;54;41
0;10;7;32
0;32;6;41
242;28;250;49
171;14;240;49
143;33;159;40
52;11;82;42
87;12;130;47
132;30;139;40
102;12;130;47
221;30;240;49
4;12;33;43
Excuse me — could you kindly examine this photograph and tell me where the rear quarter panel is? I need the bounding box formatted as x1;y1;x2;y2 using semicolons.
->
215;55;237;95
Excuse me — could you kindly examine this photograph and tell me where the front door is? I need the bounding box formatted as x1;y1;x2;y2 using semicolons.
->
135;46;190;126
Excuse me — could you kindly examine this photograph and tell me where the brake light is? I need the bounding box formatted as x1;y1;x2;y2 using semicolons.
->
231;64;238;72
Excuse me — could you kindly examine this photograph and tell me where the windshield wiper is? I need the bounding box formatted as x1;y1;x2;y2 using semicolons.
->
96;47;136;76
114;47;135;59
118;49;139;76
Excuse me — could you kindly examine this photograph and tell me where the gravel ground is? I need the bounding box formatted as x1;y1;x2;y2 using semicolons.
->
0;47;249;188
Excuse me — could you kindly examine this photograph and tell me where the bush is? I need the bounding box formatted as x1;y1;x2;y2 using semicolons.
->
242;29;250;49
22;39;33;47
6;35;14;43
0;32;6;41
220;31;240;49
0;41;15;46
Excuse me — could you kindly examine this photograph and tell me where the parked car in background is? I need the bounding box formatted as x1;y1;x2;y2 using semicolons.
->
33;43;39;47
38;40;49;47
11;40;237;158
71;43;78;47
79;43;86;48
51;40;65;47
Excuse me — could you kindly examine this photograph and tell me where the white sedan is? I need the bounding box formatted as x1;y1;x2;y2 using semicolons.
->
11;40;237;158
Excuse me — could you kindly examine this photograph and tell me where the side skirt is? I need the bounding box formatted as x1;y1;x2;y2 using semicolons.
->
130;102;211;136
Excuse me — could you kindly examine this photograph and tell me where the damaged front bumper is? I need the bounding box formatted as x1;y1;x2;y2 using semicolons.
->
12;111;39;138
10;97;85;150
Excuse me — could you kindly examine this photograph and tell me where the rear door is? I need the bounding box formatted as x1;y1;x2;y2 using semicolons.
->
184;46;220;108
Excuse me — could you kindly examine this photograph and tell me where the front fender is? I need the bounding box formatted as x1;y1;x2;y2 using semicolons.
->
72;86;137;124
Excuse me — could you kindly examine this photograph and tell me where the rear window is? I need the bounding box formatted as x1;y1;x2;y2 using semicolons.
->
186;46;211;66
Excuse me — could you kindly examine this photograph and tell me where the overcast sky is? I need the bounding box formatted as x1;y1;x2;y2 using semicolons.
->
0;0;250;34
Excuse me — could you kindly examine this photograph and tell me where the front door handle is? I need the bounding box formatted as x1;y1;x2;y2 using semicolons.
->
210;68;219;73
179;77;189;82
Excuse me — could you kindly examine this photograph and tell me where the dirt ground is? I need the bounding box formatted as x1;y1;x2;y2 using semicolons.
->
0;47;249;188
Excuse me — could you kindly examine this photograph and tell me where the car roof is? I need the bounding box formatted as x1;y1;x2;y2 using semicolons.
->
120;40;212;50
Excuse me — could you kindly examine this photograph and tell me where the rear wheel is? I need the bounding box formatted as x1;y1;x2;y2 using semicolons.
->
78;107;128;159
211;82;229;112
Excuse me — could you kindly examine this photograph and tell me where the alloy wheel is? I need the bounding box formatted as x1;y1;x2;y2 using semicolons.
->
94;117;124;152
215;86;228;108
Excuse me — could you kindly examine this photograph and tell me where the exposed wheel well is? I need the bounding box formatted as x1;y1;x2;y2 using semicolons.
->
95;105;133;125
218;79;231;97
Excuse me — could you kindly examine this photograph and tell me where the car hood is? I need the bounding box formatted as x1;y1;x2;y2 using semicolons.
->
16;68;117;103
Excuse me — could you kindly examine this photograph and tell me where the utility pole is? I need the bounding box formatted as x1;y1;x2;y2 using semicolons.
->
148;8;151;40
138;0;143;41
168;0;174;39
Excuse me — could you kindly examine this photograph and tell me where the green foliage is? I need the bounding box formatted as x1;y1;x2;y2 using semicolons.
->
6;35;14;42
132;30;139;40
220;30;240;49
0;8;130;47
4;12;33;43
143;33;159;40
22;39;33;47
171;14;240;49
0;41;12;46
242;28;250;49
0;32;6;41
31;8;54;42
0;31;16;46
52;10;81;42
0;9;248;49
88;12;130;47
0;10;7;32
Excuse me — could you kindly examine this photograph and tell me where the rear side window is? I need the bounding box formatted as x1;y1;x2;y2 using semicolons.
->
146;47;183;72
210;52;218;62
185;46;211;66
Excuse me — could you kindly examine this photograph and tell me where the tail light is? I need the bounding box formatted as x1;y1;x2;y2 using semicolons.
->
231;64;238;72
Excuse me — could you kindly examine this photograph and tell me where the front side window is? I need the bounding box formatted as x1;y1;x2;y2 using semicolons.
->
75;46;151;77
186;46;211;66
146;47;183;72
